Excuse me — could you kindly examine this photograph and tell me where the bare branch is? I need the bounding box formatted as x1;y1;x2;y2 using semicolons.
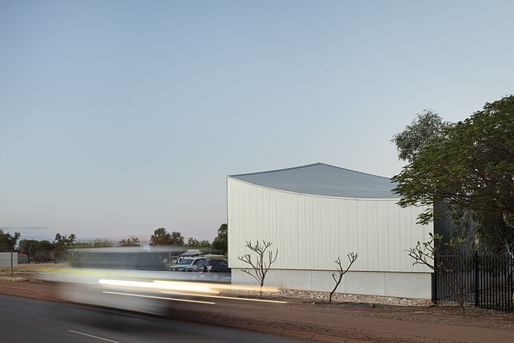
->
238;240;279;291
329;252;358;303
505;240;514;259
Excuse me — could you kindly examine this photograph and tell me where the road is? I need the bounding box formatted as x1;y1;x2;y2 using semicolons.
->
0;294;305;343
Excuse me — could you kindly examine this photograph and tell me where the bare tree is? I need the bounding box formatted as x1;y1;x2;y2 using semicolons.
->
407;232;441;271
237;240;278;292
329;252;358;303
407;233;468;314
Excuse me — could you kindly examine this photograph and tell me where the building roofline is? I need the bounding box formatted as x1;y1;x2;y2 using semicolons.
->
229;162;391;180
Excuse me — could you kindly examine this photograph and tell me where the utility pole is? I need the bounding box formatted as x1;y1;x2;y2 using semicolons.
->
10;249;14;279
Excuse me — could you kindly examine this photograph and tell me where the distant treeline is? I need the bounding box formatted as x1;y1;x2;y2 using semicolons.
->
0;224;228;263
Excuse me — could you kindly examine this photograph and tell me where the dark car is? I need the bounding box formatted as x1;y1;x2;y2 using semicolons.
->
194;259;230;273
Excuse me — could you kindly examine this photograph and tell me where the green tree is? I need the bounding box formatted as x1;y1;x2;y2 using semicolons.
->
187;237;200;247
393;96;514;251
150;228;184;246
54;233;76;247
18;239;39;261
119;236;141;247
53;233;76;260
19;239;56;262
198;240;211;249
170;231;184;246
186;237;211;249
34;240;55;262
0;230;20;277
392;110;452;163
0;230;21;252
211;224;227;254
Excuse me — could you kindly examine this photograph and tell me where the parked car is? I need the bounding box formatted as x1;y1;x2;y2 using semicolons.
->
194;258;230;273
169;256;207;272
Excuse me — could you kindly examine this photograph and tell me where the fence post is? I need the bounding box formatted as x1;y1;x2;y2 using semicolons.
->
474;251;479;307
432;254;438;304
431;272;437;304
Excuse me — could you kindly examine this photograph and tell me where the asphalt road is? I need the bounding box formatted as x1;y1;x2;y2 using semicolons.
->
0;294;305;343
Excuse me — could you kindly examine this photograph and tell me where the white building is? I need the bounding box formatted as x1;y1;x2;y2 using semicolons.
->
227;163;433;299
0;252;18;268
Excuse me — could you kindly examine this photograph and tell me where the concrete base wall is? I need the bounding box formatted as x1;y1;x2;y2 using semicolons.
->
0;252;18;268
232;268;432;299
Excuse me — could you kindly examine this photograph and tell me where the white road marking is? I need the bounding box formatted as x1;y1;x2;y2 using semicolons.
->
68;330;120;343
102;291;216;305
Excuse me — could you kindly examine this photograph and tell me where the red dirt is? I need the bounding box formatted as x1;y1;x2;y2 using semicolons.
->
1;280;513;342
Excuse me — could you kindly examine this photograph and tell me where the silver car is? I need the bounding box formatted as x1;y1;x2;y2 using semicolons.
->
169;257;207;272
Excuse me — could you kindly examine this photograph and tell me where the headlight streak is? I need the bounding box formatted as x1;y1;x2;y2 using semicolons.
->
99;279;281;295
159;291;288;304
152;280;280;293
101;291;216;305
98;279;217;294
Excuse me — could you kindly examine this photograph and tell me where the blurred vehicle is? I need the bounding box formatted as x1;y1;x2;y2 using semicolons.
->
169;256;207;272
37;247;232;315
194;258;230;273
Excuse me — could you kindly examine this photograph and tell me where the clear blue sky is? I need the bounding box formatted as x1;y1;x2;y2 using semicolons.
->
1;0;513;242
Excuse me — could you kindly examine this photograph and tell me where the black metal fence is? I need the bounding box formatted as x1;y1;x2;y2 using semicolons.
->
433;253;514;312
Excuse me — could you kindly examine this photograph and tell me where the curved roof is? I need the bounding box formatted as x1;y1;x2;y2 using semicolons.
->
229;163;397;198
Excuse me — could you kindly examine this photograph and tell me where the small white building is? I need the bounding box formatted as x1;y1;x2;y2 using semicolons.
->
227;163;433;299
0;252;18;268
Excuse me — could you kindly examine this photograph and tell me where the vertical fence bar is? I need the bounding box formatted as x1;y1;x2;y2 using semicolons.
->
503;258;509;312
431;271;437;304
494;256;503;310
482;256;489;307
499;256;502;311
486;256;489;309
479;255;482;308
507;256;514;312
474;252;479;307
436;254;513;313
478;258;485;306
487;255;490;308
494;256;502;310
503;256;506;312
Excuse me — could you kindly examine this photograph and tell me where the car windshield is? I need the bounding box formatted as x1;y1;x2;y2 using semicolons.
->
177;258;193;265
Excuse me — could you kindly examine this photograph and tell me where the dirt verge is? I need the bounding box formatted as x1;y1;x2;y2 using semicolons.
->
1;277;514;342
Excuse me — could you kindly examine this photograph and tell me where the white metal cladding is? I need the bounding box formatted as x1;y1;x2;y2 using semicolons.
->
228;177;433;273
0;252;18;267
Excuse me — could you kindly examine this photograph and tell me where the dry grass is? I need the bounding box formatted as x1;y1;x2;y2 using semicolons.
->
0;263;68;281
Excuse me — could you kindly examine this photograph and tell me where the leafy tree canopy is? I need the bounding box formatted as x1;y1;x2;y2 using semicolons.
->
54;233;76;247
393;96;514;231
0;230;21;252
186;237;211;249
119;236;141;247
211;224;227;254
392;110;452;163
150;228;184;246
19;239;56;262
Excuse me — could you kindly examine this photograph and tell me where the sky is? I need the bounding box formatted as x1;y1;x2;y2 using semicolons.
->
1;0;513;242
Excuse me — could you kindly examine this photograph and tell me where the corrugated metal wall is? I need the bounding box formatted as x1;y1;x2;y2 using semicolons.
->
228;178;433;273
0;252;18;268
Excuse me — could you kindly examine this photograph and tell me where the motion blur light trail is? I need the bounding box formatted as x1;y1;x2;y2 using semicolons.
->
102;291;216;305
160;291;288;304
98;278;287;304
99;279;216;294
